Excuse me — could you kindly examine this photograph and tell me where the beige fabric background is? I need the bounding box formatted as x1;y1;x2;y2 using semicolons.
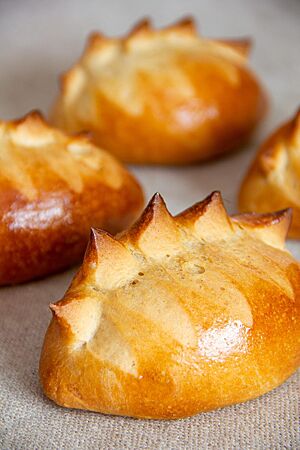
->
0;0;299;448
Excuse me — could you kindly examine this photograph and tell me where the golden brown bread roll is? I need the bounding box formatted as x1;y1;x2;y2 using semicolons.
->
239;109;300;238
40;192;300;419
0;111;143;285
50;18;267;165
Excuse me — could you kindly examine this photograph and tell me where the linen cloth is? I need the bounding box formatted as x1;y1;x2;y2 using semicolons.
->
0;0;299;448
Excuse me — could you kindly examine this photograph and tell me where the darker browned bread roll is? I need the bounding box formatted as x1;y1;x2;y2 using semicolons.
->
0;112;144;284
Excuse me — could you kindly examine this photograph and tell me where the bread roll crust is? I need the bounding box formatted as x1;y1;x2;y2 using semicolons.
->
239;109;300;237
40;192;300;419
51;18;267;164
0;111;143;285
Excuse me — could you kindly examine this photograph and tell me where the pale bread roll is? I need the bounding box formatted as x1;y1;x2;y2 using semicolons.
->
40;192;300;419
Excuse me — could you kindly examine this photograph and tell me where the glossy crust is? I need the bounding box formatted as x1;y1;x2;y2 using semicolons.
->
40;192;300;419
0;112;144;285
239;109;300;238
50;18;267;165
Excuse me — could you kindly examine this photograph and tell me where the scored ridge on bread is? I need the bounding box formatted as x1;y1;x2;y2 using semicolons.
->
40;192;299;419
60;17;252;100
86;17;252;56
65;191;291;292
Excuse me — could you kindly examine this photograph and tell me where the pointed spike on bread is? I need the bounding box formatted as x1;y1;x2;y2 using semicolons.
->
49;303;73;339
290;108;300;147
60;66;87;105
87;31;106;47
80;32;119;71
17;110;45;125
1;110;45;130
176;191;233;241
124;18;197;52
74;228;102;281
124;19;152;50
3;111;57;147
127;18;152;38
50;297;102;346
167;16;197;34
81;228;139;289
83;31;117;56
231;209;292;249
125;193;183;258
127;17;197;38
216;38;252;58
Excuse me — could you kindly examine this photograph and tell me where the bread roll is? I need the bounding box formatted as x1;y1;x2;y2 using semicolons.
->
239;109;300;237
50;18;267;164
0;111;143;285
40;192;300;419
